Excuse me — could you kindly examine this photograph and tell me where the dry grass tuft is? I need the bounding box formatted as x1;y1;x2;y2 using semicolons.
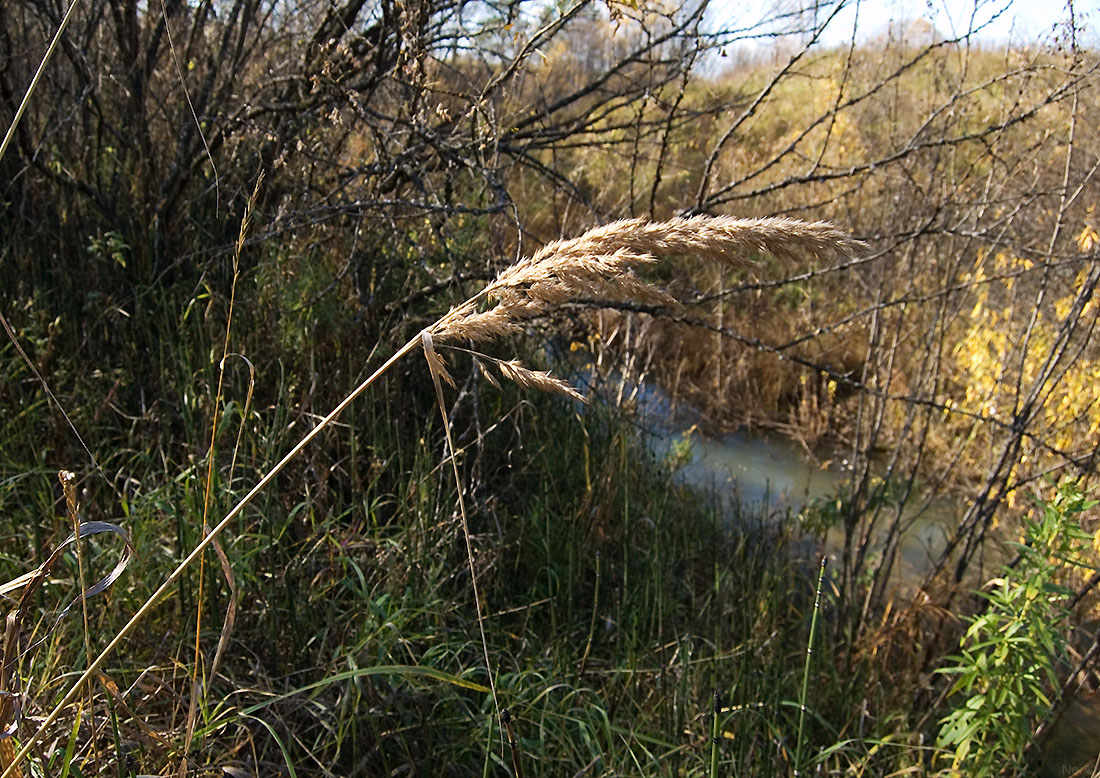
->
495;359;586;402
430;215;865;395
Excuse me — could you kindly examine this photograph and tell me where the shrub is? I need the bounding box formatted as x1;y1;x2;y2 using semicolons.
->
935;479;1094;776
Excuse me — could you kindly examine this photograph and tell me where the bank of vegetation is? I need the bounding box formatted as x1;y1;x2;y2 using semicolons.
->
1;0;1099;775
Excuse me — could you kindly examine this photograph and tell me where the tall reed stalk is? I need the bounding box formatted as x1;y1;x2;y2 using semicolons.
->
795;555;828;776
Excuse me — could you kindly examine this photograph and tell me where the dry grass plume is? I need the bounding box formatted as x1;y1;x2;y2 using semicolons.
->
429;215;865;396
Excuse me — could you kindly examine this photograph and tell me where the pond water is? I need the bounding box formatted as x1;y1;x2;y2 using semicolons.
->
667;426;843;508
626;375;961;588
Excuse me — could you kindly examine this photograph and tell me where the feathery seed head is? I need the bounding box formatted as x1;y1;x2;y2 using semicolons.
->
427;215;865;398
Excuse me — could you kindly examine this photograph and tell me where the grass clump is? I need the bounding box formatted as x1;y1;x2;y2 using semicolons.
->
3;188;1096;775
1;214;876;776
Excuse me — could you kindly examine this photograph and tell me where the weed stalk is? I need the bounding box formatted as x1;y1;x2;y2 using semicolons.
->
795;554;828;776
710;689;721;778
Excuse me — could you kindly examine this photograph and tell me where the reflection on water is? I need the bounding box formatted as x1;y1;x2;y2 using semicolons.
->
627;374;849;511
662;426;842;509
647;412;960;588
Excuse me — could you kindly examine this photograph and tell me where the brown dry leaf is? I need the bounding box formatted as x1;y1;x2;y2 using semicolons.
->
422;336;456;388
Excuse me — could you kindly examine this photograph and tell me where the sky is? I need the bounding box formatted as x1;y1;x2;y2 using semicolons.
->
825;0;1093;44
707;0;1098;48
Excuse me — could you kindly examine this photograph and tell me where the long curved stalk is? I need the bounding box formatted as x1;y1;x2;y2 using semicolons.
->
0;0;82;166
1;335;421;778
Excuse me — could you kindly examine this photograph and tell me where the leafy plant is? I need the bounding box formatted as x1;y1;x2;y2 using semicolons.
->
935;479;1094;776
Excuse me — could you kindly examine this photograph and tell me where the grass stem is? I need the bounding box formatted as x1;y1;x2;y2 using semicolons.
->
0;334;422;778
795;554;828;777
0;0;81;167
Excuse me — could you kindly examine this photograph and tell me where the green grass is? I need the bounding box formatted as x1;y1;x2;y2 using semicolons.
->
1;196;1091;776
1;228;1092;776
0;315;893;776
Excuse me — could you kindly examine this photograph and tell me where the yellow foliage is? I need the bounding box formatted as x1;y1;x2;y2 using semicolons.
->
1077;208;1098;253
951;249;1100;472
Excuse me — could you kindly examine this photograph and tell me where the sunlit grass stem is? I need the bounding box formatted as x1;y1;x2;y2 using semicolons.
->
795;555;828;776
0;0;80;167
0;334;422;778
710;689;721;778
